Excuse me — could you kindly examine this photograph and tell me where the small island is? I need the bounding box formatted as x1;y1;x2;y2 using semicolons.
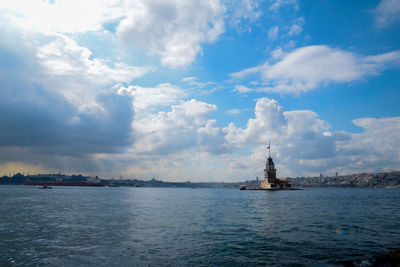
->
260;152;292;190
242;142;293;190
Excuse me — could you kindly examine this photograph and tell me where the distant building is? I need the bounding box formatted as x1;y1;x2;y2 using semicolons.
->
260;142;291;190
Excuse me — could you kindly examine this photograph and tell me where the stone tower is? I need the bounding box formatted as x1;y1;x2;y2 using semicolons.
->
260;141;291;190
264;156;277;183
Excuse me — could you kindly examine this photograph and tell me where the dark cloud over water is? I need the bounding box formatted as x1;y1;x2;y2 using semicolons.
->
0;37;134;170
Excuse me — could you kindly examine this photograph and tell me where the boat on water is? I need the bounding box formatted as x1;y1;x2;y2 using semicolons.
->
239;185;246;190
39;185;52;189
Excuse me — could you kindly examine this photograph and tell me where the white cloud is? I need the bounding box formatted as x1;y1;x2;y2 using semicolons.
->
288;24;302;36
374;0;400;28
182;77;198;83
230;64;266;79
223;98;336;177
117;83;186;116
0;0;121;33
228;0;262;31
32;34;150;110
132;99;221;154
362;50;400;68
262;45;364;93
226;109;249;115
335;117;400;174
269;0;298;11
9;92;393;180
75;98;400;179
0;7;151;111
181;76;216;88
284;40;296;49
268;25;280;39
345;117;400;159
223;98;400;177
197;120;228;154
287;17;305;36
249;81;260;86
271;47;284;59
224;98;287;146
37;34;149;84
0;0;227;68
227;109;242;115
232;45;400;94
233;85;253;94
230;0;261;21
116;0;226;67
284;110;330;134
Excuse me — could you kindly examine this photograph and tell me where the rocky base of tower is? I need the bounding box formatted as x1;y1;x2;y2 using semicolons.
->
260;179;292;190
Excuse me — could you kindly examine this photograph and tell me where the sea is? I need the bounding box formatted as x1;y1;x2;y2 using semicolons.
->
1;186;400;266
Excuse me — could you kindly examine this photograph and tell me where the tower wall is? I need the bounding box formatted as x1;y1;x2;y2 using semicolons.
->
264;157;277;183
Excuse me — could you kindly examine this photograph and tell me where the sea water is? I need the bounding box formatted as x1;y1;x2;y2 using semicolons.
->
1;186;400;266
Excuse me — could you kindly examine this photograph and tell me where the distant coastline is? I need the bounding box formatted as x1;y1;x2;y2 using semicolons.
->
1;171;399;188
288;171;400;188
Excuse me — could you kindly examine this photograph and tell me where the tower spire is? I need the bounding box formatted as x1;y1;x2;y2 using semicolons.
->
267;140;271;158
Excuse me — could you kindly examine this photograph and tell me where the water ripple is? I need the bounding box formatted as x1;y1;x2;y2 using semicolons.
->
1;186;400;266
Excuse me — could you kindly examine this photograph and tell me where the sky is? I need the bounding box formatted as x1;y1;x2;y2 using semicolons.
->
0;0;399;181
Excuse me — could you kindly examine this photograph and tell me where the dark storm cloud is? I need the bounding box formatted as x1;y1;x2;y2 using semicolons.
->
0;82;133;155
0;36;134;161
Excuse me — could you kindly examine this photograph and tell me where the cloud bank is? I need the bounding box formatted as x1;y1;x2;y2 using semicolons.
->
108;98;400;180
0;0;399;181
232;45;400;94
0;17;139;172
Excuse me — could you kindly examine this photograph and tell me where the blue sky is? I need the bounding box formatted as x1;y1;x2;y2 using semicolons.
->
0;0;399;181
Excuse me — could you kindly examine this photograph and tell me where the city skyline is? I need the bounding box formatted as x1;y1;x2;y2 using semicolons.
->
0;0;399;181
